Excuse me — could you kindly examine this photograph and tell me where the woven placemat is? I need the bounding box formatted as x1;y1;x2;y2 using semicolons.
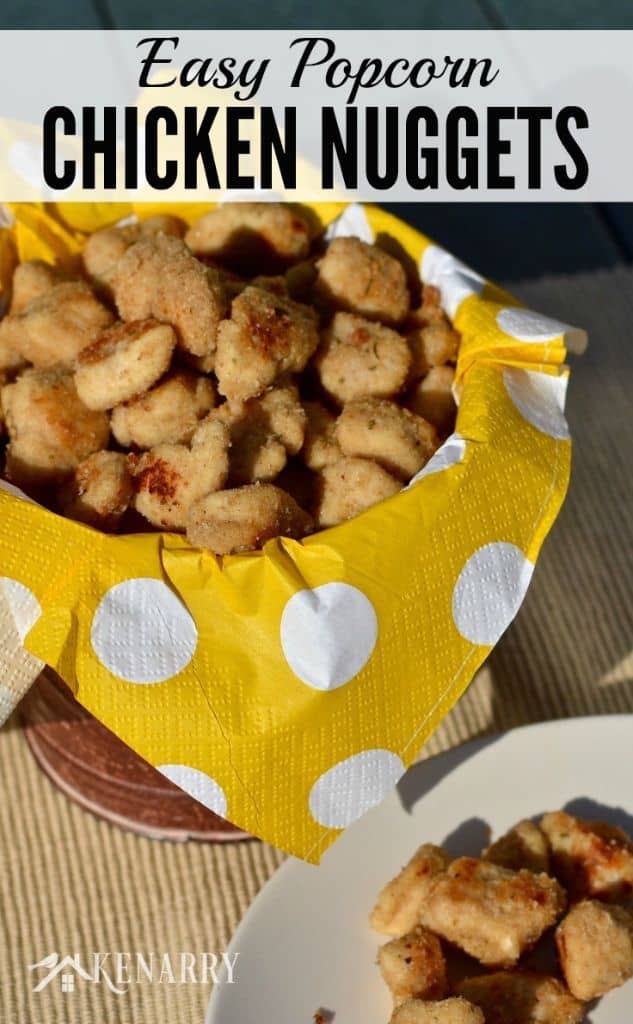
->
1;267;632;1022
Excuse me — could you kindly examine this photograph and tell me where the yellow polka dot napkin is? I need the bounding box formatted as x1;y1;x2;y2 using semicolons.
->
0;202;586;862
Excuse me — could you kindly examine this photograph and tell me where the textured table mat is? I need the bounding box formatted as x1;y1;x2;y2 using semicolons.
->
1;266;632;1023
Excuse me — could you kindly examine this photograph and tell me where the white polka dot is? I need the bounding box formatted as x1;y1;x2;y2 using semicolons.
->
156;764;228;818
496;307;587;353
452;542;534;646
0;479;39;505
420;245;485;319
324;203;374;244
280;583;377;691
0;577;42;642
406;433;466;488
91;578;197;683
503;367;570;440
309;749;405;829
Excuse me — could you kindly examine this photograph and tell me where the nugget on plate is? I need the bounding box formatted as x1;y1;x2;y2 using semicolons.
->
300;401;342;470
9;259;66;314
556;899;633;1000
130;418;230;531
335;398;438;481
378;927;447;1006
313;456;400;528
184;202;311;272
83;215;186;292
407;367;456;436
314;237;410;324
420;857;566;968
484;820;551;876
541;810;633;903
456;971;584;1024
215;286;319;403
390;998;484;1024
407;321;459;383
57;450;133;530
111;371;215;449
314;312;411;406
75;319;176;411
2;369;110;489
214;384;306;485
186;482;312;554
371;844;452;937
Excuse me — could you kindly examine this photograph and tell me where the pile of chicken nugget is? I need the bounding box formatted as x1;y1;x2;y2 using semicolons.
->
372;810;633;1024
0;204;459;554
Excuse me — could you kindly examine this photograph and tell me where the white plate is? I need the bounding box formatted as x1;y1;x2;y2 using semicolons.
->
208;716;633;1024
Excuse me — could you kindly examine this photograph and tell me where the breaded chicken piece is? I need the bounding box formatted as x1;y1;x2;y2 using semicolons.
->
484;821;551;875
314;456;400;528
75;320;176;411
83;215;186;292
408;367;457;436
556;899;633;1000
213;385;306;485
407;321;460;383
371;844;452;937
378;927;447;1006
130;418;229;531
215;286;319;403
336;399;438;481
314;237;410;324
406;285;446;330
186;482;312;555
2;369;110;489
0;282;114;369
111;371;215;449
541;810;633;903
9;259;66;314
420;858;566;968
314;312;411;406
456;972;585;1024
300;401;342;470
57;450;133;530
184;202;311;272
391;998;484;1024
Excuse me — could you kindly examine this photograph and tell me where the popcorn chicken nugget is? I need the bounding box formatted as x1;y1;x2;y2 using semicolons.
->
314;456;400;528
314;237;410;325
314;312;412;406
300;401;342;471
215;385;307;486
130;418;229;531
456;971;585;1024
2;369;110;490
336;399;438;481
75;320;176;411
407;321;460;383
420;858;566;968
371;844;452;937
541;810;633;903
406;285;446;330
484;820;551;876
184;202;311;273
186;482;313;555
111;371;215;449
378;927;447;1006
58;450;133;531
408;367;457;436
556;899;633;1000
83;215;185;292
390;998;485;1024
215;286;319;403
10;259;66;314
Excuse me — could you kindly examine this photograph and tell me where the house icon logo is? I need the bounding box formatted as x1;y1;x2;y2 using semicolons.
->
28;953;127;995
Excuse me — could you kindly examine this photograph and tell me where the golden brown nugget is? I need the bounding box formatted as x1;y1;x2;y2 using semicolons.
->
314;312;412;406
83;215;185;292
390;998;484;1024
541;810;633;903
186;482;312;555
420;857;566;968
215;286;319;403
130;419;229;531
2;369;110;489
336;399;438;481
407;321;460;382
371;844;452;937
556;899;633;1000
314;456;400;528
218;385;307;486
75;320;176;411
314;236;410;324
184;202;311;272
408;367;457;436
111;371;216;449
300;401;342;471
456;972;585;1024
58;450;133;530
1;281;114;369
406;285;446;330
9;259;66;314
378;927;447;1006
484;820;551;875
